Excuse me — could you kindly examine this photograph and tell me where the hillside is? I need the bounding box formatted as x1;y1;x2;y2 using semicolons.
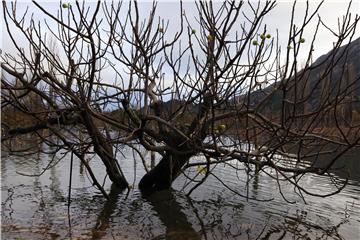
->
243;37;360;123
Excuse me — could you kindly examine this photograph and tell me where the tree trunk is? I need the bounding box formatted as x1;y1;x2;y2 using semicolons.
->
138;91;209;195
81;111;128;189
138;151;192;195
92;133;128;189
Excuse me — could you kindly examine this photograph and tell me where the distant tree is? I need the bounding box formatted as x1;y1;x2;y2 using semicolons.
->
1;1;360;200
342;63;356;123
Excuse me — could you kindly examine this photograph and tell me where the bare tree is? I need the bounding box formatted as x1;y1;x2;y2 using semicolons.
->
1;1;360;201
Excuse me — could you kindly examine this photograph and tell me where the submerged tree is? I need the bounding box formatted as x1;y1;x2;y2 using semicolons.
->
1;1;360;200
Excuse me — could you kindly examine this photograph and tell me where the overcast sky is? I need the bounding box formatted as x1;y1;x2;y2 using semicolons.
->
1;0;359;87
2;1;359;52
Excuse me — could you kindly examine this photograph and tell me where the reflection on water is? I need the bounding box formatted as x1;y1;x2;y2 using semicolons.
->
1;140;360;240
146;190;201;240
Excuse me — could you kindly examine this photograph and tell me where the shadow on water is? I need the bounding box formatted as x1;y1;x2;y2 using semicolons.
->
90;186;201;240
146;190;201;240
316;150;360;182
91;185;126;240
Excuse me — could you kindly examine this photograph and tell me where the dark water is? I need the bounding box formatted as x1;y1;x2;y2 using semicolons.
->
1;140;360;240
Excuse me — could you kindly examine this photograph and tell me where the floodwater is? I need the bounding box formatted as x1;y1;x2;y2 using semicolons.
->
1;138;360;240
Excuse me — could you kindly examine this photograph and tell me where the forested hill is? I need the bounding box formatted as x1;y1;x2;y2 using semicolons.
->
246;36;360;120
306;36;360;109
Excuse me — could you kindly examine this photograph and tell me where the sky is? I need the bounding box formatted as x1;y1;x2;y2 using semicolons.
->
1;0;359;96
2;1;359;54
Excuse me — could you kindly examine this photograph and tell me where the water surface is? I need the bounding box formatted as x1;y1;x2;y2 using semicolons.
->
1;140;360;239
